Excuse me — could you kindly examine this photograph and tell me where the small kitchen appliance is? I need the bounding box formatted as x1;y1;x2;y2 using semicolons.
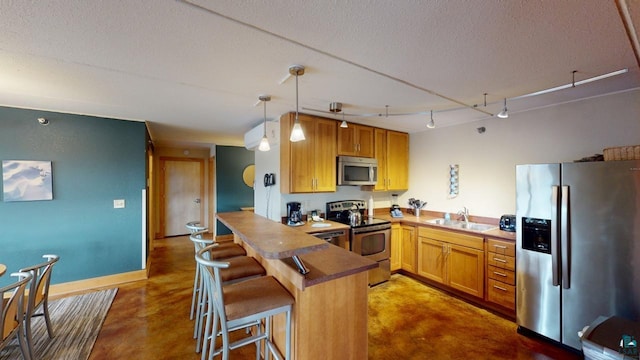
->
390;194;403;218
499;214;516;232
286;202;303;226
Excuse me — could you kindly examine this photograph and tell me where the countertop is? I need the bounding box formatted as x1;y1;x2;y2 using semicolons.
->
376;213;516;241
216;211;377;289
217;211;329;259
293;220;350;234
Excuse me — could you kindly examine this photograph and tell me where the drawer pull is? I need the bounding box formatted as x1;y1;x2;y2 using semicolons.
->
493;285;507;291
493;257;507;263
493;271;507;277
493;244;507;249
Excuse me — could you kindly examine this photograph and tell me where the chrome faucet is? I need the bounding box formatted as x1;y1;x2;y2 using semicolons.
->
457;207;469;224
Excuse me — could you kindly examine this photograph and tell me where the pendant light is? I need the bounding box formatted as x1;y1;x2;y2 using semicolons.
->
330;101;347;128
427;110;435;129
258;95;271;152
289;65;306;142
497;98;509;118
340;112;348;128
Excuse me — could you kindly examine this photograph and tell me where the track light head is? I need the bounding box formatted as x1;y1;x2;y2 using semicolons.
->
497;98;509;118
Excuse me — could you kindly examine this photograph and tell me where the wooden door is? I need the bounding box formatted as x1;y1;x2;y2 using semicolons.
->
400;225;416;273
390;223;402;271
386;131;409;191
373;128;387;191
417;236;446;283
161;158;204;237
447;244;484;298
313;118;337;192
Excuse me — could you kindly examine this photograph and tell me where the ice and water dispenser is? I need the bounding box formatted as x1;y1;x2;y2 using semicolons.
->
522;217;552;254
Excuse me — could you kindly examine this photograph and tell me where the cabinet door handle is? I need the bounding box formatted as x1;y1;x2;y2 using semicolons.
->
493;244;507;249
493;257;507;263
493;271;507;277
493;285;507;291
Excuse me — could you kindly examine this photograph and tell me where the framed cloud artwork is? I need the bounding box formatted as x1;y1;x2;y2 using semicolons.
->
2;160;53;202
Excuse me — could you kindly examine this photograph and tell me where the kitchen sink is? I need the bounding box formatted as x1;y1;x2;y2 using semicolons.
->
424;218;497;232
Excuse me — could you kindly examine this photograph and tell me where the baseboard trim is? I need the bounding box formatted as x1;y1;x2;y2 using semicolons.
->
49;269;148;298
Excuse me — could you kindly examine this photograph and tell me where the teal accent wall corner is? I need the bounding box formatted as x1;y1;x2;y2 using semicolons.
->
215;146;254;235
0;106;147;285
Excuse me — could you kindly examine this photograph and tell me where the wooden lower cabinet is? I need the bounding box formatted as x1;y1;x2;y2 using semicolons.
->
485;238;516;310
417;227;484;298
400;225;416;273
417;237;445;283
390;223;402;271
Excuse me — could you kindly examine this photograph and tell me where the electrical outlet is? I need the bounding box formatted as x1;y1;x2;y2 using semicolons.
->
113;199;125;208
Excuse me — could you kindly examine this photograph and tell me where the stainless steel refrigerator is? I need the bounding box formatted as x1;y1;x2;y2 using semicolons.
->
515;160;640;350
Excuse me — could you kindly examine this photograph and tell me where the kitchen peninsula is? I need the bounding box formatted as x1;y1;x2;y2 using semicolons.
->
216;211;377;360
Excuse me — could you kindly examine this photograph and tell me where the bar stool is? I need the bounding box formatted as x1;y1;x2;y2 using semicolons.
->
188;226;247;321
196;247;294;360
189;232;265;353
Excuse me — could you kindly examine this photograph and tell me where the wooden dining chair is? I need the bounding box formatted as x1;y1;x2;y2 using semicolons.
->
20;254;59;360
0;272;33;360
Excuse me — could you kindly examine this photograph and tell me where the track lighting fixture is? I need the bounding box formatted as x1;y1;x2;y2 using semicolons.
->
258;95;271;152
497;98;509;119
427;110;435;129
289;65;306;142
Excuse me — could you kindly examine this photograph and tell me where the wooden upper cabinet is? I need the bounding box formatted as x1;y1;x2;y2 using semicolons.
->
280;113;337;194
337;124;374;158
386;130;409;191
374;129;409;191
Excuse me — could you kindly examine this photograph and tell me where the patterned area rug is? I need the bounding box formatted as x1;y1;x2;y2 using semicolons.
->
0;288;117;360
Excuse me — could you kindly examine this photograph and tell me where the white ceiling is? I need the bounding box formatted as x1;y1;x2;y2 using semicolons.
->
1;0;639;148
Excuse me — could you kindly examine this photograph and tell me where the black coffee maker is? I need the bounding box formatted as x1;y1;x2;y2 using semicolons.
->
286;202;303;226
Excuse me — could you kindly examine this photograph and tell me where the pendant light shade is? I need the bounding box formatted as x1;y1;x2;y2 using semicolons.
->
289;65;306;142
258;95;271;152
427;110;435;129
497;98;509;118
340;112;348;128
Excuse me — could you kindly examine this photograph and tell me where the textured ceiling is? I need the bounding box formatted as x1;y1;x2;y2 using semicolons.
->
0;0;639;148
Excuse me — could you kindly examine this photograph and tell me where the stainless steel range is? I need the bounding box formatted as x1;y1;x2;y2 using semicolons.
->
326;200;391;286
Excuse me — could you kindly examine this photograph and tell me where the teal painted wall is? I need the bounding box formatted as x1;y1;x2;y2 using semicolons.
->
215;146;254;235
0;106;146;286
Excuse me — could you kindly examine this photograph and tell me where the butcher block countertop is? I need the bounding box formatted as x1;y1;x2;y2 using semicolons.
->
216;211;376;290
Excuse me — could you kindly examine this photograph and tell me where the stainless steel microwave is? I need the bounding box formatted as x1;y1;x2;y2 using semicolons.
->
337;156;378;186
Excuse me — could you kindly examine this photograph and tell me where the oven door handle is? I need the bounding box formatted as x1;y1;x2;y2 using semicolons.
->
351;223;391;234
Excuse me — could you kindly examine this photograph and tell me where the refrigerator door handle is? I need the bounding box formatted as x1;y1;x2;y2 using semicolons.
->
561;185;570;289
551;185;560;287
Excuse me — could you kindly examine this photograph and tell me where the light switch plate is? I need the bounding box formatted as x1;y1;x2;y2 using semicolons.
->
113;199;125;208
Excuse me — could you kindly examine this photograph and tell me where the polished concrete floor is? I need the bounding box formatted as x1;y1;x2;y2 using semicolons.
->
90;236;582;359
